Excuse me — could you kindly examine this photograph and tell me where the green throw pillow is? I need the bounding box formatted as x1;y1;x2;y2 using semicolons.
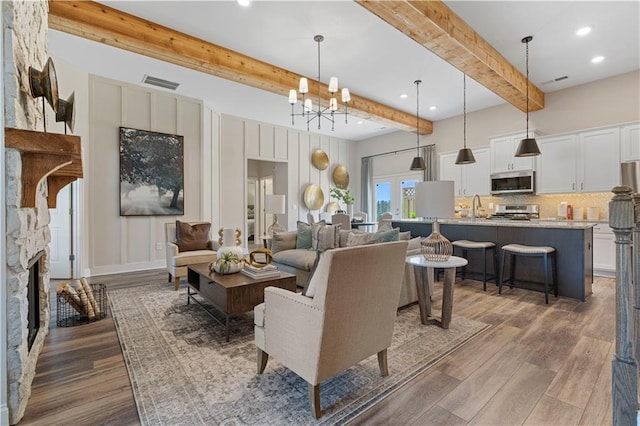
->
373;227;400;243
296;221;313;249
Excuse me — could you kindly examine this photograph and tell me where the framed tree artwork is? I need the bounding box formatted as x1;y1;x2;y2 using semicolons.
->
119;127;184;216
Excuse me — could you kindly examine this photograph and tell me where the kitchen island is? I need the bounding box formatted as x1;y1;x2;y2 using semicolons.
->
393;219;595;301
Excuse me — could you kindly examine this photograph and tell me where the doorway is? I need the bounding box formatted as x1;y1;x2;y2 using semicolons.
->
373;173;422;221
247;159;287;247
49;183;77;279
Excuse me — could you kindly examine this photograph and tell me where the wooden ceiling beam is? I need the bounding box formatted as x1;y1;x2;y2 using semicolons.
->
48;0;433;134
356;0;544;113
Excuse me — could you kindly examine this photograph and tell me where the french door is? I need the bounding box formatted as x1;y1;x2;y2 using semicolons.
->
373;173;422;221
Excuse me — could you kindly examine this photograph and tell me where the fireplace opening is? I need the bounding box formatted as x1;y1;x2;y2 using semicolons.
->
27;251;44;352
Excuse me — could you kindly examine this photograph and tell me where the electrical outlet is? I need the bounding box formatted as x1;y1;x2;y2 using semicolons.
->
155;242;163;250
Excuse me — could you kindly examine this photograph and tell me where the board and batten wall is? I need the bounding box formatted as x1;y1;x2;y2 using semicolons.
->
88;75;216;276
219;113;356;237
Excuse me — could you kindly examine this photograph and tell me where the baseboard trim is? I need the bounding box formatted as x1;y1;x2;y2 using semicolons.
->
89;260;165;277
594;269;615;278
0;405;9;426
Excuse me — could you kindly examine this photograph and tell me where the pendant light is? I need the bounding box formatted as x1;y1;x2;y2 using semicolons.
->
410;79;426;171
455;73;476;164
515;35;541;157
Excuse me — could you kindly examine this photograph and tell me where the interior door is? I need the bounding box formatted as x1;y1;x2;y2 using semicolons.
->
373;174;421;221
49;184;72;278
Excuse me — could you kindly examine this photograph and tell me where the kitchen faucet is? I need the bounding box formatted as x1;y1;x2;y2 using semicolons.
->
472;194;482;218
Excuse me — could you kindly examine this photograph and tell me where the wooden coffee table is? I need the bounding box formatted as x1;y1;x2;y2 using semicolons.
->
186;263;296;341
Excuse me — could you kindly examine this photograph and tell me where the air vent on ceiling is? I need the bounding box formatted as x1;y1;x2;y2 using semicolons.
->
142;75;180;90
541;75;569;85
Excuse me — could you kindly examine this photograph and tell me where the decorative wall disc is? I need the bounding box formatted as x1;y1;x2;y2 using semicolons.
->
325;202;340;214
332;165;349;188
311;150;329;170
303;184;324;210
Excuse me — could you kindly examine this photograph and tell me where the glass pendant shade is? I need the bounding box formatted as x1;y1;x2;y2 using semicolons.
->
328;77;338;93
288;89;297;104
455;148;476;164
304;99;313;112
410;156;426;171
329;98;338;111
341;88;350;102
299;78;308;93
515;137;541;157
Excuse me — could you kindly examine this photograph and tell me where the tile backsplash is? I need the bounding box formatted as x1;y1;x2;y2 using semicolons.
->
455;192;614;220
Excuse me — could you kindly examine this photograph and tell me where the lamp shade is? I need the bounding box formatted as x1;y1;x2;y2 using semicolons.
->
410;156;426;171
455;148;476;164
265;194;286;215
415;181;455;219
515;137;541;157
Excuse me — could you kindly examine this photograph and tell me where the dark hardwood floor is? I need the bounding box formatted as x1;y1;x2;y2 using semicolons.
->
19;270;615;425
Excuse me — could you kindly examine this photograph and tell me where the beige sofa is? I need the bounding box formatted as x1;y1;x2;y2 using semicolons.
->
270;228;421;308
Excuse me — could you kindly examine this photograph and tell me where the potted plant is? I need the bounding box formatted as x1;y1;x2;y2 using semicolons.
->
330;187;355;216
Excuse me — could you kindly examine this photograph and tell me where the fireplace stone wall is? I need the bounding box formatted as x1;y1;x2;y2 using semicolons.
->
3;1;51;424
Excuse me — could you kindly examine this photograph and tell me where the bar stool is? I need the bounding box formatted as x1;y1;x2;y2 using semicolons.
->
499;244;557;304
451;240;498;291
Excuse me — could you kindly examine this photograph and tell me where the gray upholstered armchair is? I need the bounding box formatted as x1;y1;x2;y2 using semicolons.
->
254;240;409;418
165;221;218;290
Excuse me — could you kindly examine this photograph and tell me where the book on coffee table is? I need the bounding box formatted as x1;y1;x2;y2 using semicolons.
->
241;264;280;279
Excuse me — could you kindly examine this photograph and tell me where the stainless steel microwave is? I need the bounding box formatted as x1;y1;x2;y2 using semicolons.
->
490;170;535;195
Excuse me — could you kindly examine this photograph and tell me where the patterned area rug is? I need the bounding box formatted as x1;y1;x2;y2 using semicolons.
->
109;282;490;425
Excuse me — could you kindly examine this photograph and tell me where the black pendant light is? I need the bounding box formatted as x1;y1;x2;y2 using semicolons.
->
455;74;476;164
410;79;426;171
515;35;541;157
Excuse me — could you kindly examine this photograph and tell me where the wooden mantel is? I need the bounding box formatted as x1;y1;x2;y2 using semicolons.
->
5;128;83;208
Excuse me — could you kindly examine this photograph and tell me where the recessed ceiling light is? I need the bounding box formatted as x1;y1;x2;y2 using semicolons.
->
400;94;408;99
237;0;251;6
429;106;437;111
591;56;605;64
357;120;364;125
576;26;592;36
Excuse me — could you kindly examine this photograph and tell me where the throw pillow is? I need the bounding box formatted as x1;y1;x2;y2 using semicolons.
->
373;227;400;243
175;221;211;252
271;231;297;254
312;222;341;252
408;236;422;251
399;231;411;241
346;231;374;247
296;221;313;249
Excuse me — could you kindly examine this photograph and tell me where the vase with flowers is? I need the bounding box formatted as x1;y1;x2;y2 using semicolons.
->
330;187;355;217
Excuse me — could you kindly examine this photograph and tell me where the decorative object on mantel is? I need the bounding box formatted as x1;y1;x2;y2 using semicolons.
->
515;36;541;158
303;184;324;210
455;74;476;165
28;57;59;131
415;181;455;261
288;34;351;131
311;149;329;170
55;92;75;134
332;164;350;188
265;194;286;236
410;80;426;171
212;228;244;274
4;127;83;208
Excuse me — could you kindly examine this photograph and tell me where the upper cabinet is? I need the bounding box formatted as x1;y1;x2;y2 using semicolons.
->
537;127;620;194
490;132;537;173
621;123;640;162
439;147;490;196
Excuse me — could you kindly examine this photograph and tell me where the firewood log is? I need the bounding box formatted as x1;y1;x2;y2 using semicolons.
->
75;280;96;320
79;277;100;318
56;283;85;315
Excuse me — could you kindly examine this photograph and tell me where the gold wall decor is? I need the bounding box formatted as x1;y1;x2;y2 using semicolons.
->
304;184;324;210
311;149;329;170
332;164;349;188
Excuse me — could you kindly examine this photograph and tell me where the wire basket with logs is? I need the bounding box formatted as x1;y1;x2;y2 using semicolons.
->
56;279;107;327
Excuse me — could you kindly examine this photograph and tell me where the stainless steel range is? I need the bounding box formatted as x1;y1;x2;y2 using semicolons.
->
488;204;539;221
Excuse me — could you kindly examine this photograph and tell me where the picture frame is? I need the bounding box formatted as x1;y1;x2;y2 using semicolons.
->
119;127;184;216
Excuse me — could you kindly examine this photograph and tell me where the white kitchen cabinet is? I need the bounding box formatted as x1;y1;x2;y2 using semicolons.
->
439;147;490;196
536;128;620;194
536;135;577;193
490;132;537;173
593;223;615;275
621;123;640;161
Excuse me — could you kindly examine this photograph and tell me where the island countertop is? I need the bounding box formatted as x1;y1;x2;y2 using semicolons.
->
392;219;593;301
393;218;598;230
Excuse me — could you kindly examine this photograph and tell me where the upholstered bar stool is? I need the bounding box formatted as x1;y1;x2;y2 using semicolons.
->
451;240;498;291
499;244;558;304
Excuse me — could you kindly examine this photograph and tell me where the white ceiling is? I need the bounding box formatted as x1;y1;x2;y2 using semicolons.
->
48;0;640;141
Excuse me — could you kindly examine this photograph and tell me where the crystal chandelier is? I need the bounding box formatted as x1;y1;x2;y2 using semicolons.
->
288;35;350;131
